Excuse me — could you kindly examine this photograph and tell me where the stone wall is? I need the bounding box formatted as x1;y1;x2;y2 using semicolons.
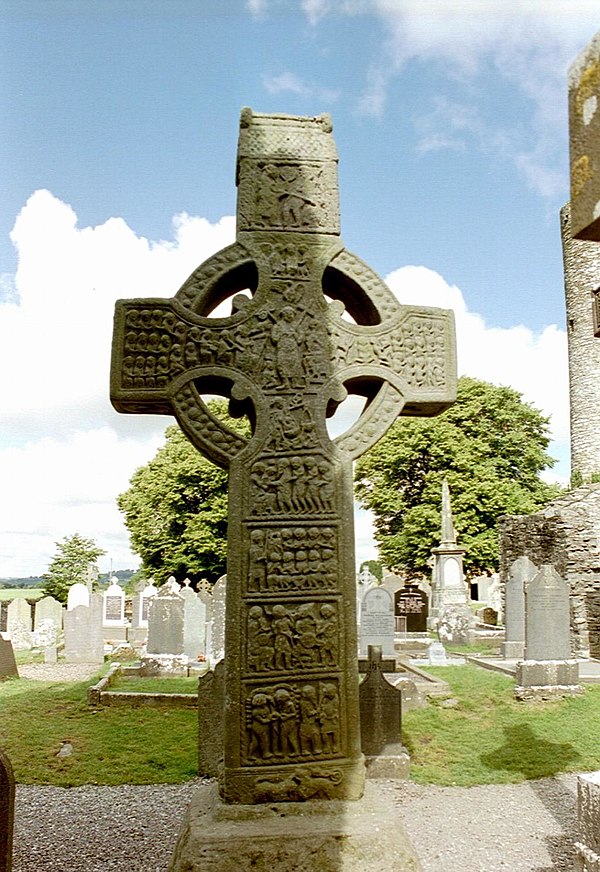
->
561;204;600;483
499;484;600;658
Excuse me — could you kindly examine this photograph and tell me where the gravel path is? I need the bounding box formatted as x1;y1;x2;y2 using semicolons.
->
12;774;579;871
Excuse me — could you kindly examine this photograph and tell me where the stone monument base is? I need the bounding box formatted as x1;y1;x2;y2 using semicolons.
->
514;659;583;700
501;640;524;659
168;781;422;872
364;743;410;780
140;654;189;676
574;771;600;872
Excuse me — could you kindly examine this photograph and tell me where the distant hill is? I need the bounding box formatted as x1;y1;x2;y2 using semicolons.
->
0;569;138;590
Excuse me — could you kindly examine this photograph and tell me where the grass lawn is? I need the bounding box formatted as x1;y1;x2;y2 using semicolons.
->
110;675;199;694
0;673;198;787
403;665;600;786
0;589;44;600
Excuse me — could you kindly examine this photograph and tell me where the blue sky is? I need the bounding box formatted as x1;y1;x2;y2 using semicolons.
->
0;1;598;577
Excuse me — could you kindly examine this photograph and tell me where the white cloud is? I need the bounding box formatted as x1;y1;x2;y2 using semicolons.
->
0;192;569;576
263;71;340;104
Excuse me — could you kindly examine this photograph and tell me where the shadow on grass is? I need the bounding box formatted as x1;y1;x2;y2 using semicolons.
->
480;722;581;781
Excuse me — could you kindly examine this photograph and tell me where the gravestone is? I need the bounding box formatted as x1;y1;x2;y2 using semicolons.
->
429;479;468;623
0;639;18;680
575;771;600;872
359;646;407;779
395;584;428;633
0;747;15;872
502;556;536;659
130;580;158;643
67;582;90;611
6;598;32;650
207;574;226;666
146;581;185;656
33;595;63;638
103;576;127;642
427;640;448;665
515;564;581;699
360;586;395;655
112;108;455;824
63;594;104;663
181;582;207;660
568;30;600;242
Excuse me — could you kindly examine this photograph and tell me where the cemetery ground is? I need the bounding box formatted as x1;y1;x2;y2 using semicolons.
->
3;652;598;871
2;652;600;787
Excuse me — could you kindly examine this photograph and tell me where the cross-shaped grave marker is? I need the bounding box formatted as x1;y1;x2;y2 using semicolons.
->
111;109;456;804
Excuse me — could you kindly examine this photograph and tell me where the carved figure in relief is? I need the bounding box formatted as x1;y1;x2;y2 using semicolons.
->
271;605;294;670
249;530;267;592
299;685;323;756
319;683;340;754
270;306;304;389
247;606;273;671
273;688;299;756
294;604;320;668
248;692;273;759
316;604;337;666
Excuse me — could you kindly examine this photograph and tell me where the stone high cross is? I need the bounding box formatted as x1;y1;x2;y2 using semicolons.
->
111;109;456;804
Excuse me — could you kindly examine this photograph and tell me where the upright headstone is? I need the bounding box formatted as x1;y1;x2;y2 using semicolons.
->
146;581;185;656
429;479;468;623
111;109;456;814
180;581;207;661
359;646;407;779
0;747;15;872
502;555;536;659
63;594;104;663
67;582;90;611
360;587;395;656
102;577;127;641
395;584;428;634
515;564;581;699
6;599;32;650
130;580;158;643
33;595;63;634
568;30;600;242
0;639;18;680
207;575;226;666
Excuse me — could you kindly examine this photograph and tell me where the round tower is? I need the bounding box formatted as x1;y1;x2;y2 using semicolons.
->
561;203;600;484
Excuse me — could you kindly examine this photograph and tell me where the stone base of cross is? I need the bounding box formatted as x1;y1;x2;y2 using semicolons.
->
111;109;456;804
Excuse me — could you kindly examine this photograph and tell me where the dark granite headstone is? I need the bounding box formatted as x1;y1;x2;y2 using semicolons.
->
395;585;428;633
0;639;18;680
0;747;15;872
111;109;456;805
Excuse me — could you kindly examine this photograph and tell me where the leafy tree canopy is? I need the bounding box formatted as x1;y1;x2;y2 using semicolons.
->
117;401;249;586
354;377;562;578
42;534;105;604
359;559;383;581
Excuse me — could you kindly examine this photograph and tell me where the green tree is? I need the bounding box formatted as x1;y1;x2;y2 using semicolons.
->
117;402;249;586
359;559;383;582
42;534;105;604
354;377;562;578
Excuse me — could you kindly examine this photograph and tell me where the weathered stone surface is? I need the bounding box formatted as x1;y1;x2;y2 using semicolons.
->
569;31;600;241
6;599;32;651
524;565;571;661
63;595;104;663
0;746;15;872
0;639;18;680
111;109;456;806
499;484;600;659
359;587;395;655
501;556;536;660
359;646;407;779
575;771;600;872
146;582;185;656
198;661;225;779
168;781;422;872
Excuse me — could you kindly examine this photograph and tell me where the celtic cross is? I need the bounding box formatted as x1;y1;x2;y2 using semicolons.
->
111;109;456;804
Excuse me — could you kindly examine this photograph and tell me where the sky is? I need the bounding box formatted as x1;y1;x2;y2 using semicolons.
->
0;1;598;579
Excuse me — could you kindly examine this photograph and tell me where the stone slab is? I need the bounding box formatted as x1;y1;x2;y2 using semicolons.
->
364;743;410;780
515;658;580;688
501;640;524;659
0;747;15;872
168;781;422;872
0;639;18;680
